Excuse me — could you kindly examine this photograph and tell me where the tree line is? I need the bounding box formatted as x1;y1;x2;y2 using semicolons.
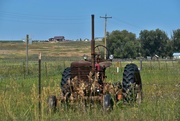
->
106;29;180;59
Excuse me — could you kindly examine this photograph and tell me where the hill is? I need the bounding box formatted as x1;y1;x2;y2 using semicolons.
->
0;41;103;60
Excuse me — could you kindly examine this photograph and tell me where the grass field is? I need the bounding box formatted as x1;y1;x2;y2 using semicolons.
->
0;41;180;121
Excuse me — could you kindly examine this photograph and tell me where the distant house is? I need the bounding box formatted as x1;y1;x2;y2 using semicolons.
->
95;37;103;41
173;52;180;60
48;38;54;41
152;54;159;60
84;38;89;41
49;36;65;42
54;36;65;41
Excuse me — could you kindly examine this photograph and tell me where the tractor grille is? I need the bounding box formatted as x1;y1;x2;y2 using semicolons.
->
71;60;91;81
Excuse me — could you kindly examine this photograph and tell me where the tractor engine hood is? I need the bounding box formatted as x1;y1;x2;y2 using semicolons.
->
99;61;112;68
71;60;91;67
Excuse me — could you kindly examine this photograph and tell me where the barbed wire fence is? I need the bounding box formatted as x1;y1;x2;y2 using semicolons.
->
0;58;180;83
0;58;179;120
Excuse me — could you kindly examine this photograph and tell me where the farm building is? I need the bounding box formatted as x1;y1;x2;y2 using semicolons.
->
95;37;103;41
173;52;180;60
49;36;65;41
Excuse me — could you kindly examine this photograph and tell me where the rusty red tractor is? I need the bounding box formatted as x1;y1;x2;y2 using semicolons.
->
47;15;142;112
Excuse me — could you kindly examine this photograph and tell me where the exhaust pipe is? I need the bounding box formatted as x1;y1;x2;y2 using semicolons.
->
91;14;95;73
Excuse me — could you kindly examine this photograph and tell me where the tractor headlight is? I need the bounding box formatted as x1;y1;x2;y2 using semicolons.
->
83;54;88;60
109;54;114;60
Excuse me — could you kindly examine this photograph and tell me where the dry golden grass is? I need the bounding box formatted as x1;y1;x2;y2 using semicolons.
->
0;41;98;59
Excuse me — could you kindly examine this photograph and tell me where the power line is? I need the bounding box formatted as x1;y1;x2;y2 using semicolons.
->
112;17;143;30
0;17;90;25
0;11;90;25
0;11;89;20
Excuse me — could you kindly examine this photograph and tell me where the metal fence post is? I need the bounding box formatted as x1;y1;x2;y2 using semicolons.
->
38;53;41;121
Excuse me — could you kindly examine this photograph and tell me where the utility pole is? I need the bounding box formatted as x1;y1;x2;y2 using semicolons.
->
100;14;112;59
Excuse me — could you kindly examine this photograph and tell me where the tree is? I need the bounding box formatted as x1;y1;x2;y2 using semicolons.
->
139;29;169;58
172;29;180;52
107;30;138;58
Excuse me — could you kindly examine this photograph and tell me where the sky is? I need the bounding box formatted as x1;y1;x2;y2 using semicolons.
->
0;0;179;40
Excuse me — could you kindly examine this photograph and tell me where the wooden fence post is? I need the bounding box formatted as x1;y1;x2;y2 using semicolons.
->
120;61;122;71
140;59;142;70
63;61;65;70
45;62;47;77
150;60;152;70
23;62;25;79
172;60;174;67
166;60;167;70
158;60;160;70
26;34;29;75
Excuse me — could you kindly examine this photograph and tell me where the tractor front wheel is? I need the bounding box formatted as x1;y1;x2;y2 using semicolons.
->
47;95;57;112
103;94;113;111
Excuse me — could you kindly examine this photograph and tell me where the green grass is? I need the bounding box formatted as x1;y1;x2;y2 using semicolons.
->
0;60;180;121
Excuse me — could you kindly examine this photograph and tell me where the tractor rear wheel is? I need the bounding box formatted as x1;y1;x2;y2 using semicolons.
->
61;67;71;95
122;63;142;103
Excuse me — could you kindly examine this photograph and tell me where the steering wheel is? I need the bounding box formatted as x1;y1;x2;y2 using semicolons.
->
94;45;110;60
